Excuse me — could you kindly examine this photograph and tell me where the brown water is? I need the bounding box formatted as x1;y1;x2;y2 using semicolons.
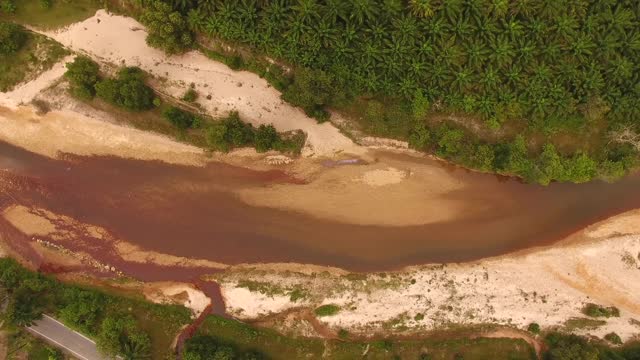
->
2;140;640;272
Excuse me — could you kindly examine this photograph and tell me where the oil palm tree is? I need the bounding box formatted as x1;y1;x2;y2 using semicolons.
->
408;0;439;19
349;0;379;25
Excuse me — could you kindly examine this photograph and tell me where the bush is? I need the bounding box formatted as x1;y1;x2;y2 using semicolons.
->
583;303;620;318
604;332;623;345
97;315;151;359
0;21;26;55
0;0;15;14
254;124;278;153
65;56;100;99
95;67;155;111
527;323;541;334
282;68;337;123
314;304;340;317
139;1;194;54
182;88;198;102
163;106;195;130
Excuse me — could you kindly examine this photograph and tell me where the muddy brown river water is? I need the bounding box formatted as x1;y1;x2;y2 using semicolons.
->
2;140;640;272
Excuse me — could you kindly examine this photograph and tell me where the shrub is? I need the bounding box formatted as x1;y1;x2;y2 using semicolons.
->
95;67;155;111
64;56;100;99
97;315;151;359
182;88;198;102
527;322;541;334
139;1;194;54
282;67;337;123
314;304;340;317
0;0;15;14
414;313;424;321
604;332;622;345
583;303;620;318
254;124;278;153
163;106;195;130
0;21;26;55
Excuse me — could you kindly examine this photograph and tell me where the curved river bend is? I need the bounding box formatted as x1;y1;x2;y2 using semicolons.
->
1;140;639;272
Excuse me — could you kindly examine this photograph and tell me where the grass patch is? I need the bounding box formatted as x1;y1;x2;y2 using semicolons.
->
196;315;536;360
0;30;68;92
564;317;607;331
314;304;340;317
1;0;101;29
583;303;621;318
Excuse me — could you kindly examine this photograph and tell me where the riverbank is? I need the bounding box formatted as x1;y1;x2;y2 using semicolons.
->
213;210;640;343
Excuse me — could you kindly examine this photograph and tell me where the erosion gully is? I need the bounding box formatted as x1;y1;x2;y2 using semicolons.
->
2;140;640;350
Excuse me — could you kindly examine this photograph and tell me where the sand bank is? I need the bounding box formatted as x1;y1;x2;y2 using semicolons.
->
215;210;640;341
38;10;363;158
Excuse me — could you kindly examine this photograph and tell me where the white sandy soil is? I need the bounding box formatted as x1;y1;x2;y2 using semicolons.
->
216;210;640;342
38;10;363;158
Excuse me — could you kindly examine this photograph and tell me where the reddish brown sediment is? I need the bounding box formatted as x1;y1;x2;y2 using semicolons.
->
2;140;640;271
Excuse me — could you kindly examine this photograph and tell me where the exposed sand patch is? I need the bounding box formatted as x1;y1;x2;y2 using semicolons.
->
216;210;640;341
0;105;206;166
237;155;465;226
2;205;56;236
39;10;363;158
0;55;74;109
356;167;407;187
143;282;211;317
586;210;640;238
115;242;227;270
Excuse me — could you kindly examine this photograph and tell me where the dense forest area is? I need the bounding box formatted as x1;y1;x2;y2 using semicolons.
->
122;0;640;184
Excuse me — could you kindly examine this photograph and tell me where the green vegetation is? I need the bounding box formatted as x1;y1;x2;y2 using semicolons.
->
0;258;191;359
0;21;25;54
563;317;607;331
194;315;536;360
64;55;100;99
65;57;156;111
182;87;198;102
527;322;540;335
139;0;194;54
544;332;640;360
0;0;101;29
64;56;305;155
95;67;156;111
0;23;67;92
314;304;340;317
583;303;621;318
129;0;640;184
605;332;623;345
5;330;65;360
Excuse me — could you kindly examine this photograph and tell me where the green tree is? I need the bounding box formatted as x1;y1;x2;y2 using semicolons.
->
64;56;100;100
97;315;151;360
140;1;194;54
95;67;155;111
0;21;25;54
254;124;278;153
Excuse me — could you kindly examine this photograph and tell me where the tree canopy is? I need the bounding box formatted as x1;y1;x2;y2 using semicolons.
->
0;21;26;54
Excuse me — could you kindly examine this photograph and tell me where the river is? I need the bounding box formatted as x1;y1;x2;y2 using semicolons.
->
1;140;639;272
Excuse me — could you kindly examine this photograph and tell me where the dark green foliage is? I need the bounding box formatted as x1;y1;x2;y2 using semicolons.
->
145;0;640;183
95;67;155;111
282;68;338;123
139;0;194;54
96;315;151;360
0;0;15;14
64;56;100;99
545;333;599;360
254;124;278;153
0;258;189;359
583;303;620;318
314;304;340;317
163;106;196;129
605;333;623;345
527;323;541;335
59;287;107;335
182;87;198;102
182;335;266;360
0;21;25;54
